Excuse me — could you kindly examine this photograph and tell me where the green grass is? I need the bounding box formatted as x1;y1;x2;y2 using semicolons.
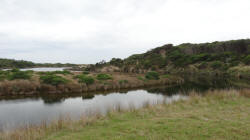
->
2;89;250;140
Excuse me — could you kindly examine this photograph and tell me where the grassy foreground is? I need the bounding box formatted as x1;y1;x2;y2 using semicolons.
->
1;89;250;140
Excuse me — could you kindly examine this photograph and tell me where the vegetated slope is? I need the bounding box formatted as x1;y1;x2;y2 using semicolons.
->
92;39;250;73
0;58;35;69
0;58;77;69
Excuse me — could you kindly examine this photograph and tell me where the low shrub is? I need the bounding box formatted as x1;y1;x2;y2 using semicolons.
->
7;69;32;80
119;80;128;85
75;75;95;85
145;71;159;80
38;70;71;75
40;74;68;86
96;73;112;80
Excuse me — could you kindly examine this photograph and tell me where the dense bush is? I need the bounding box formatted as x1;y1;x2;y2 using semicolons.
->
75;75;95;85
110;58;123;67
96;73;112;80
145;71;160;80
38;70;71;75
40;74;68;86
7;69;32;80
0;59;35;68
54;70;71;75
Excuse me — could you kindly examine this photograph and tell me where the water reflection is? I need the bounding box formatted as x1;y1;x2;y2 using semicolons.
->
0;90;186;131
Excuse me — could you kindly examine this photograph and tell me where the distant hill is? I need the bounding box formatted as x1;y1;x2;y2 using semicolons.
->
0;58;35;69
91;39;250;73
0;58;77;69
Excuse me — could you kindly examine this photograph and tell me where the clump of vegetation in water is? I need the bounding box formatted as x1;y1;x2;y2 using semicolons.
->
75;74;95;85
6;69;32;80
145;71;159;80
96;73;112;80
40;74;68;86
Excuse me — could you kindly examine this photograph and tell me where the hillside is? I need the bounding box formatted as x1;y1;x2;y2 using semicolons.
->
91;39;250;75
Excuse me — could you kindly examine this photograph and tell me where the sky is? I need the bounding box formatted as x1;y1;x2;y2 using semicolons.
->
0;0;250;64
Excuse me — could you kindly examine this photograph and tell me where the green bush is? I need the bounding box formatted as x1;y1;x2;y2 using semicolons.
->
40;74;68;86
53;70;71;75
38;70;71;75
7;69;32;80
145;71;159;80
75;75;95;85
96;73;112;80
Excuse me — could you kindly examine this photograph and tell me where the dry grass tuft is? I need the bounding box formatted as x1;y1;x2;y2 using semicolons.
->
239;89;250;98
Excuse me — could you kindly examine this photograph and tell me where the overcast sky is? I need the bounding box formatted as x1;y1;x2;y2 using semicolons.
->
1;0;250;64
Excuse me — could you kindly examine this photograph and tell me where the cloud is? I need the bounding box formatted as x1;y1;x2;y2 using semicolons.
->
0;0;250;63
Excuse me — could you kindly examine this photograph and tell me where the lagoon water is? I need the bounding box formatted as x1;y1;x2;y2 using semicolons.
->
0;89;186;131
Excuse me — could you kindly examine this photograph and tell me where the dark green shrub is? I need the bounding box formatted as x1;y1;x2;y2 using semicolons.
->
210;61;223;69
145;71;159;80
76;75;95;85
38;70;71;75
53;70;71;75
7;69;32;80
40;74;68;86
11;68;20;72
96;73;112;80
